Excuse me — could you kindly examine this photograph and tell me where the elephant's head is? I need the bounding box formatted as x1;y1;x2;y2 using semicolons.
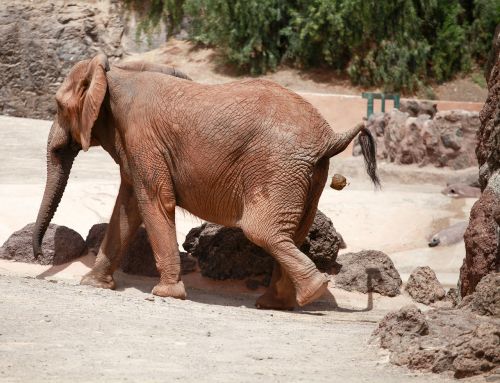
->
32;54;109;258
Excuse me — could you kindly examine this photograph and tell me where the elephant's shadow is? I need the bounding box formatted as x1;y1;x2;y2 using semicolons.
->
112;268;379;315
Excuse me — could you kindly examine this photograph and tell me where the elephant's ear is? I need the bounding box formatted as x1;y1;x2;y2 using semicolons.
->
79;54;109;151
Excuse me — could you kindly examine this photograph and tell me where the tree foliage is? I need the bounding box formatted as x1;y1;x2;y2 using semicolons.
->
124;0;185;42
126;0;500;92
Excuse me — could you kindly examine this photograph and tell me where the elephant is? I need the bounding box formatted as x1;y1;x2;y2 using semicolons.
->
32;53;380;310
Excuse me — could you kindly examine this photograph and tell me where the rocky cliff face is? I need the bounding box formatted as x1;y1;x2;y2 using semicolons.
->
460;28;500;297
0;0;124;119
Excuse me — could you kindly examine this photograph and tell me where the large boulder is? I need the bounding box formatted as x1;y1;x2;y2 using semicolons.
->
332;250;402;296
0;223;85;265
0;0;124;119
461;189;499;296
84;224;196;276
353;108;480;169
405;266;445;305
461;28;500;297
372;305;500;378
183;210;345;282
85;223;108;255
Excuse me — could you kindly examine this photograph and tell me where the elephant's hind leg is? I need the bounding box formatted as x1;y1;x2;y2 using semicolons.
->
255;263;296;310
241;161;329;309
247;233;329;307
81;181;141;289
255;158;330;310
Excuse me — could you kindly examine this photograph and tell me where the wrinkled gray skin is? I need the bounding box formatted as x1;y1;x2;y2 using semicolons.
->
32;54;379;310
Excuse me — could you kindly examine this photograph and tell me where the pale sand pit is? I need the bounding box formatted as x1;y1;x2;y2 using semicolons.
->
0;115;481;381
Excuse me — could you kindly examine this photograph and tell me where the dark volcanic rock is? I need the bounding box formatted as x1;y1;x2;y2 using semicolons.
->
0;0;124;119
461;28;500;298
85;223;108;255
461;188;500;296
459;272;500;317
352;109;480;169
183;210;345;282
399;100;437;118
120;227;159;277
332;250;402;296
183;224;273;281
372;305;500;378
84;224;197;276
405;266;445;305
0;223;85;265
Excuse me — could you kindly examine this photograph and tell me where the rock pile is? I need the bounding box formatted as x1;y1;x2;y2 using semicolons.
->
399;100;437;118
183;210;345;283
0;223;85;265
332;250;402;296
352;108;480;169
372;272;500;378
372;304;499;378
461;28;500;297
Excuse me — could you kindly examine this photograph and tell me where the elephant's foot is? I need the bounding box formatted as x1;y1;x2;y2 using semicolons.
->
295;272;329;307
80;272;116;290
152;280;186;300
255;290;295;311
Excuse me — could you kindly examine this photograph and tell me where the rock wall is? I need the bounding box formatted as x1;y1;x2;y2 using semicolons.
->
353;107;480;169
460;29;500;297
0;0;125;120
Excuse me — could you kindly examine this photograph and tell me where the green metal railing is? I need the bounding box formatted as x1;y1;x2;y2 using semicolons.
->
362;92;400;118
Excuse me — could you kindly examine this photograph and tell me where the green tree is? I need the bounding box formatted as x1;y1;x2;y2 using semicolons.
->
124;0;499;92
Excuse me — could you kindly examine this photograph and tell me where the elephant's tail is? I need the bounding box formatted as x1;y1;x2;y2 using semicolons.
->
326;123;381;188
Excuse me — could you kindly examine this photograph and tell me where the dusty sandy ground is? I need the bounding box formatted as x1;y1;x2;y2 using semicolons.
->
0;115;482;382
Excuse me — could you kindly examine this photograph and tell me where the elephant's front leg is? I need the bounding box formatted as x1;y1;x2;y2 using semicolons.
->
81;180;141;289
135;183;186;300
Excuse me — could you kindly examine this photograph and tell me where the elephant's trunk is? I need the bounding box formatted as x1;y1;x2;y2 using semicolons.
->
32;123;78;258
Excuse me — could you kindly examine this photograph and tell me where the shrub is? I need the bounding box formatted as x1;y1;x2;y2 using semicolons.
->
125;0;500;91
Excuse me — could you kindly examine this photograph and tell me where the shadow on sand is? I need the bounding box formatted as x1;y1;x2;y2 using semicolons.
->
107;267;382;315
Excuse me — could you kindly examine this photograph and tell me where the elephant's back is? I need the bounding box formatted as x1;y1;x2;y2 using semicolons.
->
179;78;333;156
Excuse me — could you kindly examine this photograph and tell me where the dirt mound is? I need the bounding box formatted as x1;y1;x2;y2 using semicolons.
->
405;266;446;305
183;210;344;282
372;305;500;378
332;250;402;296
0;223;85;265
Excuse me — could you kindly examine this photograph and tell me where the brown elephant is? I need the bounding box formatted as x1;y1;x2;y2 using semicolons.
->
32;54;379;310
